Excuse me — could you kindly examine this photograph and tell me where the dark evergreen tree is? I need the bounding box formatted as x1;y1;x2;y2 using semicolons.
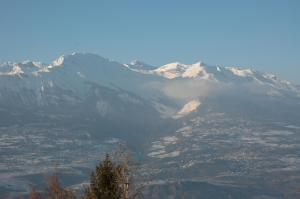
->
83;154;122;199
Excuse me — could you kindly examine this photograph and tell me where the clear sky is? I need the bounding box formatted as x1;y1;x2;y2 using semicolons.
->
0;0;299;83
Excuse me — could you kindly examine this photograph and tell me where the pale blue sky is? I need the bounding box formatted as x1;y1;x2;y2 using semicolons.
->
0;0;299;83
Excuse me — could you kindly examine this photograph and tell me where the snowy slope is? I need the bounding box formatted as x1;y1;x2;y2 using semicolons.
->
1;53;300;198
2;53;298;98
151;61;300;105
0;52;299;121
124;59;156;71
153;62;210;79
153;60;298;91
174;99;201;119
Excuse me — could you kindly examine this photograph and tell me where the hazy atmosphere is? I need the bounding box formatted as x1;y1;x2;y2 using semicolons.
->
0;0;299;83
1;1;300;199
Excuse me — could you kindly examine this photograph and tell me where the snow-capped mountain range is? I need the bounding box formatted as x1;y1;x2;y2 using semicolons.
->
1;52;298;94
1;52;300;198
1;52;299;120
1;52;299;96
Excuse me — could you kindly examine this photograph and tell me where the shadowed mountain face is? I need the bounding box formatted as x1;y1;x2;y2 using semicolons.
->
1;53;300;198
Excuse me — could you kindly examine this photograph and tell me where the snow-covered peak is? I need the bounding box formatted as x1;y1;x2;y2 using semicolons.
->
154;61;209;79
21;60;43;68
0;63;23;76
182;62;208;78
0;63;17;75
1;53;298;100
0;61;46;76
157;62;187;71
153;61;285;86
226;67;255;77
125;59;156;71
51;55;65;67
49;53;108;69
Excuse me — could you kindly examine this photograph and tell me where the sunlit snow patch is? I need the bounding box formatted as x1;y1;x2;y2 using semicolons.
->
174;99;201;119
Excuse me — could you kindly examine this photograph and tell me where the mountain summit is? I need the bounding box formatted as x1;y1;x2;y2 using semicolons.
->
1;52;300;198
0;52;299;119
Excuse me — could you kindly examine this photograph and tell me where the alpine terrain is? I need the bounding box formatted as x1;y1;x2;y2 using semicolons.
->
1;53;300;198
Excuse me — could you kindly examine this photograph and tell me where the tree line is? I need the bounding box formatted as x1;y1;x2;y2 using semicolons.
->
27;152;143;199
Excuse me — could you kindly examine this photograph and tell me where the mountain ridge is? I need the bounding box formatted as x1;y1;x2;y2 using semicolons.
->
0;52;295;83
1;52;300;198
0;52;299;114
